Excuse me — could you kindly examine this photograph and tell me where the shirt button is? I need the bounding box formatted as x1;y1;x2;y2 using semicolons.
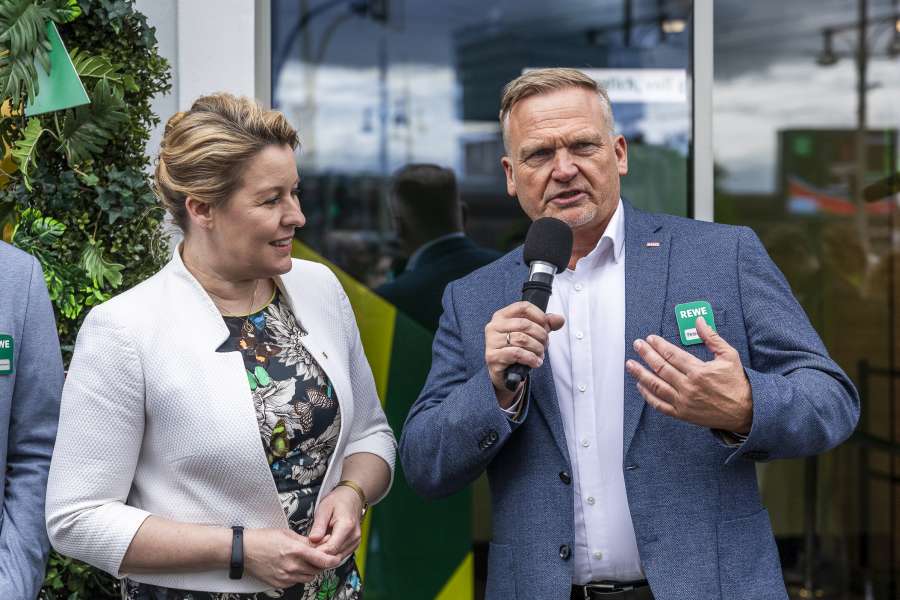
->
578;384;586;392
559;471;572;485
593;550;603;560
575;331;584;340
559;544;571;560
586;496;595;505
574;283;583;291
581;439;590;448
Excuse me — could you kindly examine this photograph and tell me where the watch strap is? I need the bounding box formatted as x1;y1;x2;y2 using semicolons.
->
229;525;244;580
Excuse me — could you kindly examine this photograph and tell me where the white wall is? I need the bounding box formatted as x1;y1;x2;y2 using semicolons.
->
135;0;177;167
136;0;270;163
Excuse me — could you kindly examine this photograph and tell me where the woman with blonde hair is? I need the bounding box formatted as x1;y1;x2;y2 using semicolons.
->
46;93;395;600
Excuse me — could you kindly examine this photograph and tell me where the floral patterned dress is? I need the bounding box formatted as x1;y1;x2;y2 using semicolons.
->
122;290;362;600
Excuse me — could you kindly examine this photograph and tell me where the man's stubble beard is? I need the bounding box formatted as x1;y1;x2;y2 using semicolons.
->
551;203;597;229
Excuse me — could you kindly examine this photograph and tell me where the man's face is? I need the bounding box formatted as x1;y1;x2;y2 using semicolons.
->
501;87;627;235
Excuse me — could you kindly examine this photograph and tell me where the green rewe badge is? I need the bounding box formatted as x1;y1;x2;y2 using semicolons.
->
674;301;716;346
0;334;12;375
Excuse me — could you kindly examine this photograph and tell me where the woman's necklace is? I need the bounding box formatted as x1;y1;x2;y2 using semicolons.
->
209;278;259;319
212;279;282;365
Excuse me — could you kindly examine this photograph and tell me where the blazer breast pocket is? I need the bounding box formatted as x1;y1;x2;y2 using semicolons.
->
664;306;727;333
661;306;730;360
662;333;715;362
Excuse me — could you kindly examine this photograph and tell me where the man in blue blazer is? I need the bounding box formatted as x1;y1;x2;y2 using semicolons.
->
0;241;63;597
399;69;859;599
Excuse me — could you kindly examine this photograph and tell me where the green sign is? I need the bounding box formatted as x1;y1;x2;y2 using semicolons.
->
674;300;716;346
25;22;89;117
0;334;13;375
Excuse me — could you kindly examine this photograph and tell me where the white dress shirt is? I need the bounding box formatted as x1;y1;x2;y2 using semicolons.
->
545;199;644;583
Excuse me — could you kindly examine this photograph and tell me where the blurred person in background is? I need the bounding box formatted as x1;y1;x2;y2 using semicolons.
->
376;163;500;332
45;94;396;600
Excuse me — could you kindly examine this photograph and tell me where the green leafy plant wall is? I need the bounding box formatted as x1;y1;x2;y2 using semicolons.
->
0;0;170;352
0;1;171;597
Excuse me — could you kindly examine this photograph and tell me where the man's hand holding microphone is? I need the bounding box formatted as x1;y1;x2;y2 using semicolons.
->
485;218;573;408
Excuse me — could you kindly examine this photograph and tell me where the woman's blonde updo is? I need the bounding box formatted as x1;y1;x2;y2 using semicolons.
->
154;93;299;231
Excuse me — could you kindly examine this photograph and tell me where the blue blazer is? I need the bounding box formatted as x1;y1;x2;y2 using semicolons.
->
399;201;859;600
0;242;62;598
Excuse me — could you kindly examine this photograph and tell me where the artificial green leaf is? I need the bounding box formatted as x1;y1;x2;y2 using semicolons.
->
0;0;53;59
93;164;158;224
59;78;127;164
50;0;82;23
29;214;64;244
79;240;123;289
10;206;65;262
0;0;84;105
69;48;123;83
121;73;138;92
0;49;40;104
76;170;98;186
9;117;47;189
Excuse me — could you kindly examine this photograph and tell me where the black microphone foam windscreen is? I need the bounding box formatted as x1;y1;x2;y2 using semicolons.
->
522;217;573;273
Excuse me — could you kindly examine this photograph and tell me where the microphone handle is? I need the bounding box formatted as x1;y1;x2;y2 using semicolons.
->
503;279;553;391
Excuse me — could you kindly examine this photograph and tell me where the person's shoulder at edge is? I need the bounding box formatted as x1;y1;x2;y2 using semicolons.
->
280;257;341;294
629;204;753;251
630;202;741;233
95;257;335;318
73;255;184;336
0;240;36;268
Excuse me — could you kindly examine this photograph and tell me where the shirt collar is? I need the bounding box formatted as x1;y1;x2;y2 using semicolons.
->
605;197;625;263
405;231;466;271
566;198;625;273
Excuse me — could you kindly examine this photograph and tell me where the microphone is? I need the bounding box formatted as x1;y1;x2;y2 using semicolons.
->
503;217;573;391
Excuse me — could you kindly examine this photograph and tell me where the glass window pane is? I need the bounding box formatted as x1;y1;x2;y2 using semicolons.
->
715;1;900;597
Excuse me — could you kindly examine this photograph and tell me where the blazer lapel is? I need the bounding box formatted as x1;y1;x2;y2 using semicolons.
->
273;274;349;435
168;248;232;350
273;277;330;371
166;249;289;526
506;250;570;463
622;201;671;456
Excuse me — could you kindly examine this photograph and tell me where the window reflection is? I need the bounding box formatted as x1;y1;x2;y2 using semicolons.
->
715;1;900;597
272;0;692;284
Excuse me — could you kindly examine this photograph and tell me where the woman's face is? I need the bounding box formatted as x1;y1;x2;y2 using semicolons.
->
207;144;305;280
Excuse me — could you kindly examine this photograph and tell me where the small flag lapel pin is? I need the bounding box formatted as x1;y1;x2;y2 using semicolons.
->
645;241;661;247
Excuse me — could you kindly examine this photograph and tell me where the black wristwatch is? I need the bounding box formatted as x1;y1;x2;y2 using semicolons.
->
229;526;244;580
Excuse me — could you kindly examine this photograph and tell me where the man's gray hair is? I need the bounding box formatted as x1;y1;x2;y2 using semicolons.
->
499;68;616;150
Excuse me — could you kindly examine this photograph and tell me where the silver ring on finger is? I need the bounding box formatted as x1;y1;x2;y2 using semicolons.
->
506;331;512;347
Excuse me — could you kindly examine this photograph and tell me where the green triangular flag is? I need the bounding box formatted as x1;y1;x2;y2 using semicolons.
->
25;22;89;116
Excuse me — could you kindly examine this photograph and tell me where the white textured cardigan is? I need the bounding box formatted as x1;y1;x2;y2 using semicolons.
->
45;250;397;593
